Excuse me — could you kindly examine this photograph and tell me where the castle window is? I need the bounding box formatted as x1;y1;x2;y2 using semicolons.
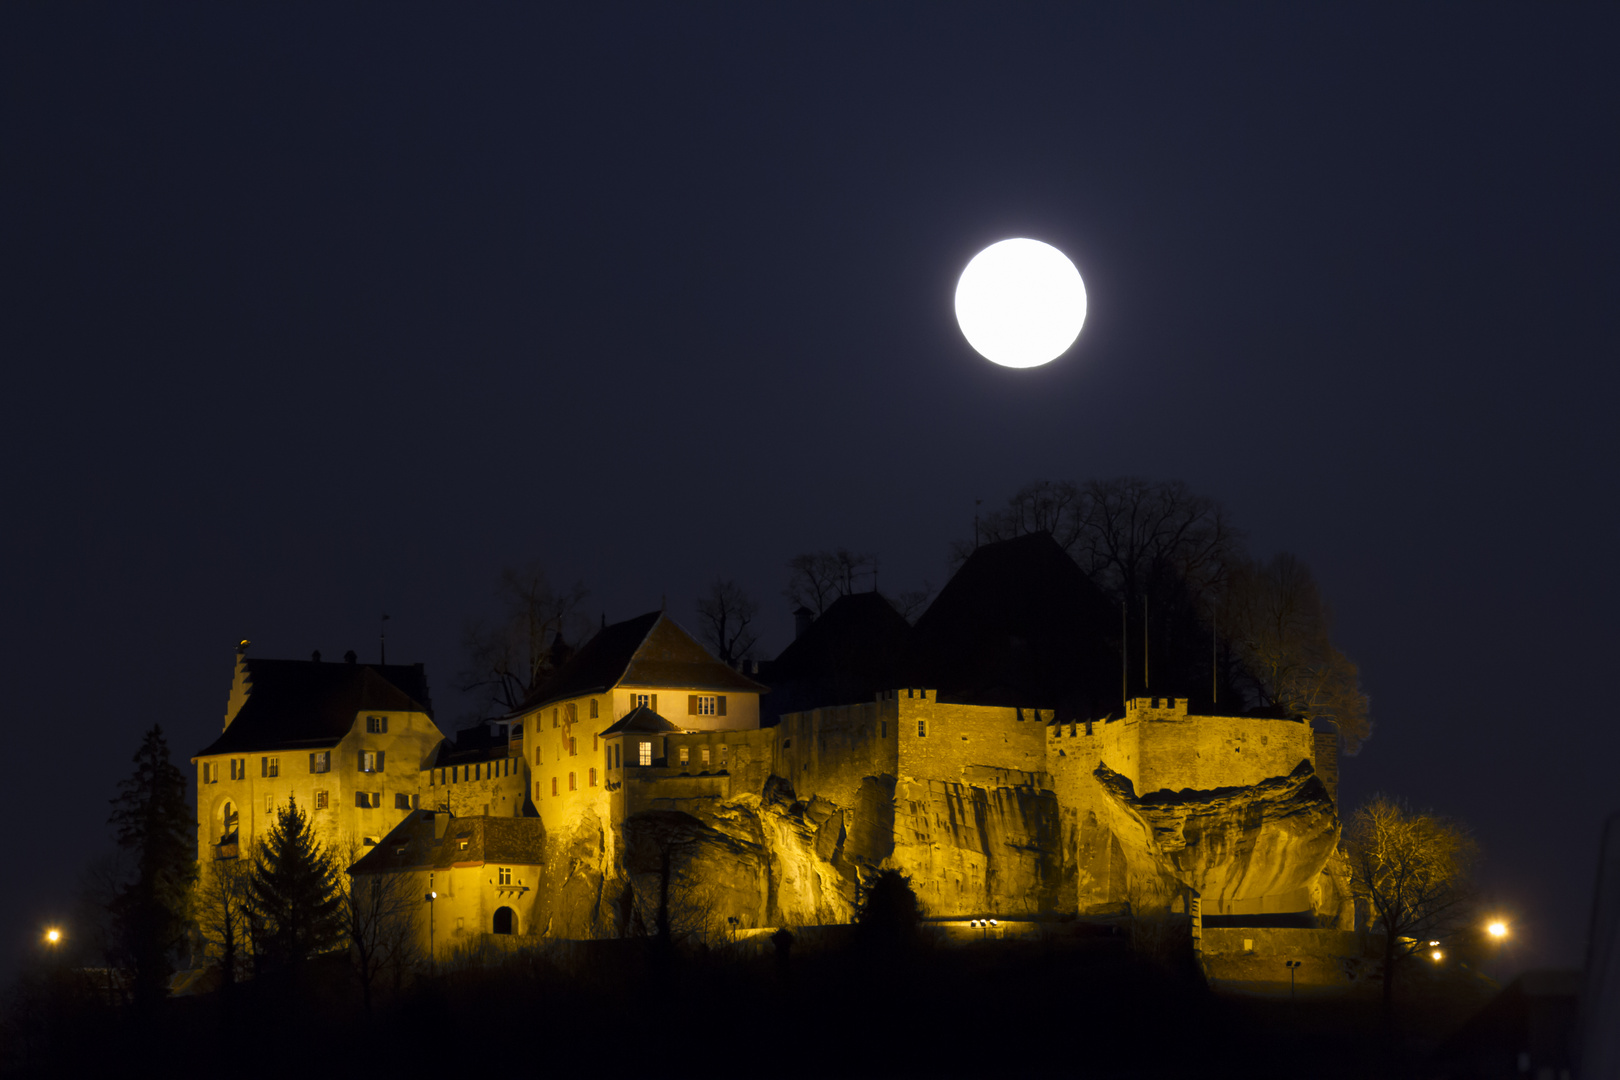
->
230;758;247;781
552;708;559;727
356;792;373;808
365;715;388;734
568;772;577;791
638;741;652;766
719;744;728;763
569;736;577;756
633;693;658;711
360;751;384;773
498;867;512;886
309;751;330;774
264;794;274;814
593;734;599;751
918;720;927;738
588;767;597;786
701;747;711;766
678;747;690;765
692;695;717;716
315;790;329;810
202;762;217;784
566;702;577;723
395;793;411;810
551;778;558;797
262;756;279;778
590;698;599;719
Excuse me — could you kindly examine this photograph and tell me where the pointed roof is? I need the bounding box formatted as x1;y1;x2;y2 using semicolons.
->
762;591;912;720
520;611;764;713
597;705;680;737
196;658;433;757
348;810;545;875
900;531;1119;714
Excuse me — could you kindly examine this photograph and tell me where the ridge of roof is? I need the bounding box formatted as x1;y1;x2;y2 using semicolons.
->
597;706;681;737
196;658;435;758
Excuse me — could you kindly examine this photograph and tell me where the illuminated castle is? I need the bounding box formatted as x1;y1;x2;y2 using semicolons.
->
195;533;1349;962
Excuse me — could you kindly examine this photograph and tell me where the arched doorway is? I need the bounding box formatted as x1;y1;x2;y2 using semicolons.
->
493;906;515;935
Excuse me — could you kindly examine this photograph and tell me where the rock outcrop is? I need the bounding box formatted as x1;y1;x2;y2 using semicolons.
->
1091;759;1341;914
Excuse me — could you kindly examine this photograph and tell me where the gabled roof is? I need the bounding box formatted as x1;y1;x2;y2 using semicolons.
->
196;659;433;757
521;612;764;712
900;531;1119;715
761;591;911;720
347;810;545;876
597;705;680;737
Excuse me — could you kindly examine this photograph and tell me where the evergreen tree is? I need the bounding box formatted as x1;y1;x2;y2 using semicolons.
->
248;798;344;969
107;725;197;1008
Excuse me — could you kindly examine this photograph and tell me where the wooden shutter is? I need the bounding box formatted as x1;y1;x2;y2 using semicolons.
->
717;695;727;717
309;753;317;773
651;694;657;713
377;751;385;772
688;695;698;715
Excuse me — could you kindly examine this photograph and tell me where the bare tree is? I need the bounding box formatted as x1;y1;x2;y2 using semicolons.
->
193;858;252;991
1224;553;1372;751
886;581;935;623
694;578;759;667
1347;795;1478;1018
456;561;590;716
784;549;876;616
341;850;423;1014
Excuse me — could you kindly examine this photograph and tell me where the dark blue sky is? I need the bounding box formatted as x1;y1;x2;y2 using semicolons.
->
3;5;1616;979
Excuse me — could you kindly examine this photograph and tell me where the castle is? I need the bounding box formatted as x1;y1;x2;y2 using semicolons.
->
193;532;1351;966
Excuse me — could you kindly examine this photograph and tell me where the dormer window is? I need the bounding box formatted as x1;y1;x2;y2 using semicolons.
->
366;715;388;734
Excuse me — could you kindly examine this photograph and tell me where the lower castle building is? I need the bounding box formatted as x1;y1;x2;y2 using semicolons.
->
204;533;1350;962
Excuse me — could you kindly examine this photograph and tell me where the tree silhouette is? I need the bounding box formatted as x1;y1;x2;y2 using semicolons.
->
106;725;196;1008
248;798;344;969
784;549;875;616
1347;795;1478;1018
694;577;759;667
855;869;924;955
456;561;590;716
193;858;252;993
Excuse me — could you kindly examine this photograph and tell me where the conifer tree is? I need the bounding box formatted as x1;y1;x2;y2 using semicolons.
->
107;724;197;1008
248;798;344;969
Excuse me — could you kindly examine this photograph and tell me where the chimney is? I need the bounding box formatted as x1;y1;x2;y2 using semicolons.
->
345;650;358;664
794;606;814;640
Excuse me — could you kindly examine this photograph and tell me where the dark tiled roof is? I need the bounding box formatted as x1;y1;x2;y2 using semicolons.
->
430;722;512;767
348;810;546;875
521;612;764;712
900;532;1119;716
761;591;912;720
597;706;680;737
196;659;433;757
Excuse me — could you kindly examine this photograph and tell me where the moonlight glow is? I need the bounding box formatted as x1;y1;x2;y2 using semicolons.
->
954;238;1087;368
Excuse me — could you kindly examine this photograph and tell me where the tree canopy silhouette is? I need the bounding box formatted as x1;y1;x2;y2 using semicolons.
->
248;798;344;969
107;724;196;1007
455;561;589;716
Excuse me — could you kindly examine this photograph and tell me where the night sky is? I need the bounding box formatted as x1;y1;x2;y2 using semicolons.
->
4;6;1617;981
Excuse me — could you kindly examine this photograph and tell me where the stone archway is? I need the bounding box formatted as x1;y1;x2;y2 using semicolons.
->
493;906;515;935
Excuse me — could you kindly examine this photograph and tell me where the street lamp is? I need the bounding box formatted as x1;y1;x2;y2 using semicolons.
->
1430;949;1444;962
1487;920;1508;940
43;928;61;947
425;891;437;976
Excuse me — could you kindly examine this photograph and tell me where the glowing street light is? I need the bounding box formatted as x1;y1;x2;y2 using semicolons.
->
43;928;61;946
1487;920;1509;940
1431;949;1444;962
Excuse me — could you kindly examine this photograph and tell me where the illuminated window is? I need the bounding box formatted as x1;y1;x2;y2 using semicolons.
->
918;720;927;738
701;747;711;765
361;751;383;773
590;698;599;718
262;756;279;778
639;741;652;766
678;747;690;765
588;767;597;786
309;751;330;774
633;693;658;711
568;772;576;791
498;867;512;886
315;790;329;810
365;715;388;734
694;695;717;716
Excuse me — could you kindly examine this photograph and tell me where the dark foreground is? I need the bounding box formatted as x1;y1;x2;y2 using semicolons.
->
2;932;1496;1079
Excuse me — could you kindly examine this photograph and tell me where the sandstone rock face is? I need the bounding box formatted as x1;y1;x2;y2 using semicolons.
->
1091;759;1341;914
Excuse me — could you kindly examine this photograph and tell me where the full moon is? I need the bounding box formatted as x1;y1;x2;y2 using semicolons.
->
954;238;1087;368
